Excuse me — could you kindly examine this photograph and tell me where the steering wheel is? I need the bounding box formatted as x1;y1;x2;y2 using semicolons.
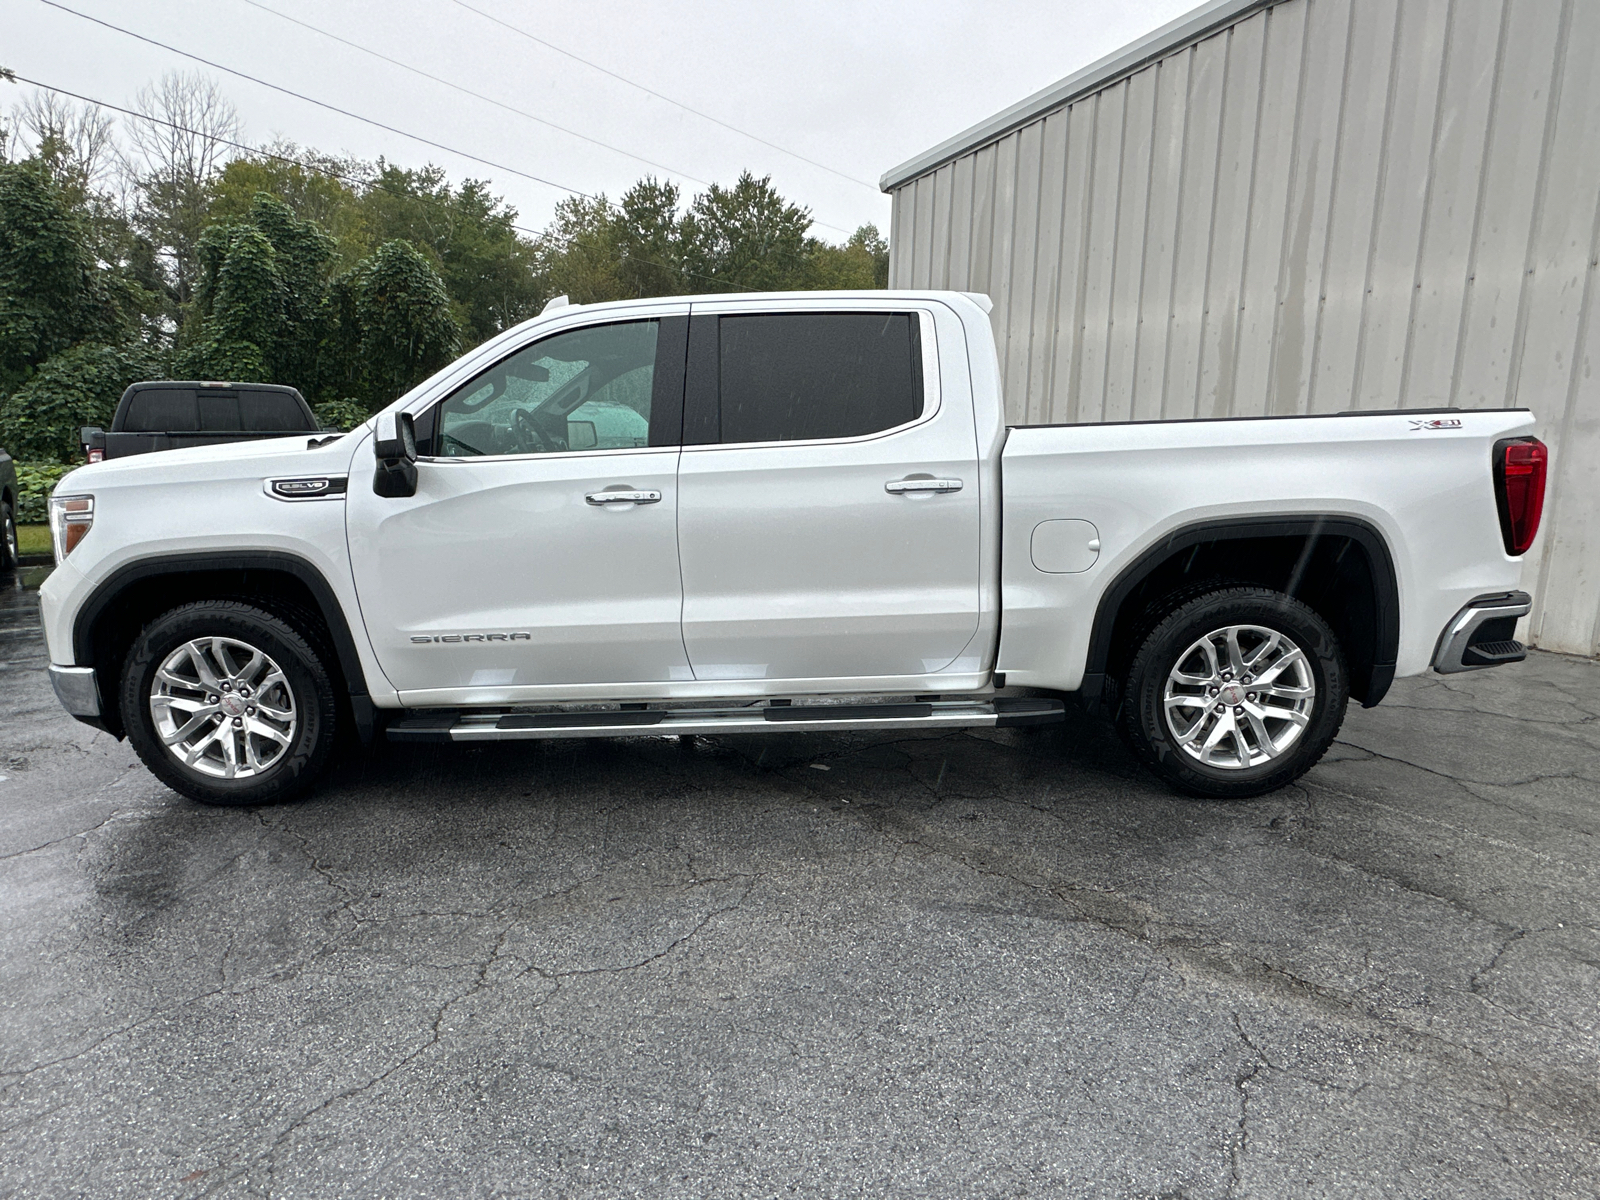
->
511;407;553;454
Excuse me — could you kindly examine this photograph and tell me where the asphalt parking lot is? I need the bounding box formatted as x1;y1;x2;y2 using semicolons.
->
2;572;1598;1200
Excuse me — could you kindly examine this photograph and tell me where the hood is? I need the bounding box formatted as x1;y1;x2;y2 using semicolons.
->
57;429;369;493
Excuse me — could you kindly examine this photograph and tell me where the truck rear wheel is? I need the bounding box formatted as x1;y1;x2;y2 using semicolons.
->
1117;587;1348;799
120;601;337;806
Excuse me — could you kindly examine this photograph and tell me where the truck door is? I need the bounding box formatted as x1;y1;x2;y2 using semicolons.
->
346;313;692;697
675;304;982;684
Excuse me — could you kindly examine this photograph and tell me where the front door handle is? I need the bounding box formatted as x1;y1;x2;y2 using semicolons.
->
885;477;963;494
585;489;662;505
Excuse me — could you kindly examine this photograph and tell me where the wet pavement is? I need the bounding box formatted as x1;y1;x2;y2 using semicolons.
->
2;569;1598;1199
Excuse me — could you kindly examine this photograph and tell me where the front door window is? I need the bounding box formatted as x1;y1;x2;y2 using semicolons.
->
428;320;660;458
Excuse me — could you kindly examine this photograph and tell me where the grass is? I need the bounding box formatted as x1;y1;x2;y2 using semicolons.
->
18;524;51;557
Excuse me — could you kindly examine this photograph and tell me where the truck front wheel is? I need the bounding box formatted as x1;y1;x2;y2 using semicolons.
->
1118;587;1348;799
120;601;338;806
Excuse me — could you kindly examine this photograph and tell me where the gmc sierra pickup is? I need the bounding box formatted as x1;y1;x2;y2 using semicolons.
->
37;291;1547;806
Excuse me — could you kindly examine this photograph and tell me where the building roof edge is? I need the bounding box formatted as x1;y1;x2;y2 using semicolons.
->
879;0;1272;192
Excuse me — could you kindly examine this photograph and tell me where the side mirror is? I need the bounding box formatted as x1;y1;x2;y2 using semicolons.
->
373;411;418;498
567;419;597;450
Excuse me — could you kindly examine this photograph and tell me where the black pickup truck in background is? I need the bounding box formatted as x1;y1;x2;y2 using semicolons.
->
1;444;18;572
82;381;323;462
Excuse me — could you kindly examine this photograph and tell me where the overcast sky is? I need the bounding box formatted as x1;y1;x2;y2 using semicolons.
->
7;0;1198;241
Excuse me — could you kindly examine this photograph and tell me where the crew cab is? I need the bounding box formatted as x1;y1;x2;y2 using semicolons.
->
37;291;1547;806
80;381;322;462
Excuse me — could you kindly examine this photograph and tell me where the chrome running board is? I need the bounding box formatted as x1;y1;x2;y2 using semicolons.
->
386;697;1064;743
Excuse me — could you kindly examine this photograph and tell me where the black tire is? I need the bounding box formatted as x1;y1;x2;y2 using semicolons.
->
121;601;338;806
1117;586;1348;799
0;498;17;573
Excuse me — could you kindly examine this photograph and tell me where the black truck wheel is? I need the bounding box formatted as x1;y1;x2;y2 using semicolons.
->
1;498;17;573
1118;587;1348;799
121;601;337;806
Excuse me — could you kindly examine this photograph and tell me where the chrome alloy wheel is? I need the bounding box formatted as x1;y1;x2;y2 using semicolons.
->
149;636;297;779
1162;624;1316;770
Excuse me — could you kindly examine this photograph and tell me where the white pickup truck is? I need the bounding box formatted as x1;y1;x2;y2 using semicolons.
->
38;291;1547;807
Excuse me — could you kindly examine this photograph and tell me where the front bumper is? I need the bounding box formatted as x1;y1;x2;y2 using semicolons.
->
48;665;102;717
1433;591;1532;673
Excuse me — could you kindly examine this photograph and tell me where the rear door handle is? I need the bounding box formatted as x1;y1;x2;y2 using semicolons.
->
885;478;963;494
585;489;662;505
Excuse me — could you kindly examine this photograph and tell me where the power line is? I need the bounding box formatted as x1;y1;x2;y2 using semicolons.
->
444;0;880;194
38;0;596;201
2;72;753;294
4;72;539;234
234;0;714;191
36;0;863;240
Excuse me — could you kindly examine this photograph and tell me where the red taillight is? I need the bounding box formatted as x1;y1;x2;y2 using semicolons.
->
1493;437;1547;556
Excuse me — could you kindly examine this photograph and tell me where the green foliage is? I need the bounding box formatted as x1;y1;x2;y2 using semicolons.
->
807;225;890;290
332;240;459;407
679;172;814;291
0;341;166;463
0;160;127;392
179;194;334;388
354;164;544;344
207;146;370;267
4;88;892;454
312;398;369;431
535;175;891;302
14;460;73;523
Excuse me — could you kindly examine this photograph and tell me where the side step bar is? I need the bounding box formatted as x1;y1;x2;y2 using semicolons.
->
387;697;1064;744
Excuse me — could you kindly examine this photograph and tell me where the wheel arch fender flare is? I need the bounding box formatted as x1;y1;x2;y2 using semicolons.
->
1082;515;1400;708
72;551;376;740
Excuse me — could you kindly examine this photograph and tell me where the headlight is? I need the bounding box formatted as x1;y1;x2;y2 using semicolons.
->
49;494;94;562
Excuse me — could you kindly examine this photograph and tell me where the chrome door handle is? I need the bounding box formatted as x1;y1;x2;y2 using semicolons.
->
885;478;963;494
585;489;662;505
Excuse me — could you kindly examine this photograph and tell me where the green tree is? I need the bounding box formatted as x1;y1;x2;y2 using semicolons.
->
537;194;626;305
359;163;543;343
207;145;371;268
615;178;688;298
533;174;890;302
679;172;813;291
330;239;459;408
0;341;165;462
0;159;129;393
177;193;335;390
803;224;890;290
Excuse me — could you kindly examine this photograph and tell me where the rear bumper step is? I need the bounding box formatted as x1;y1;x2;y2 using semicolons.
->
386;696;1066;743
1433;591;1532;674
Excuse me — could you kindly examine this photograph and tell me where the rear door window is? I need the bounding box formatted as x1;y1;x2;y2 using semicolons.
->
714;313;923;444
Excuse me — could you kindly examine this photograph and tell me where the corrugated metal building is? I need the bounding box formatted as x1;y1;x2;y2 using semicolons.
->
882;0;1600;657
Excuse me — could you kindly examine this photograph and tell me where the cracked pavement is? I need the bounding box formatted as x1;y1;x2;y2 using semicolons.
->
2;574;1598;1199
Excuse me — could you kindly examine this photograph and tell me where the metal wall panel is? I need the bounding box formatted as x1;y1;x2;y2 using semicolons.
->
885;0;1600;657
